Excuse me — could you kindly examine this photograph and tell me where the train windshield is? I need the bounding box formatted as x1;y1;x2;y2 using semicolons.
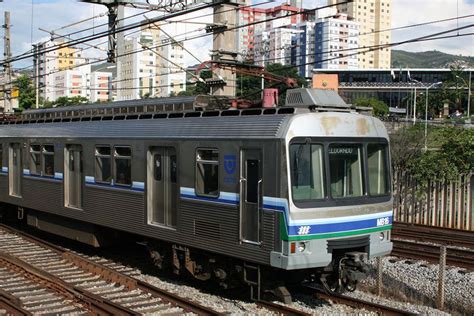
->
290;141;390;204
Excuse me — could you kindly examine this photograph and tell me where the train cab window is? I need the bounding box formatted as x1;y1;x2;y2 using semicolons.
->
43;145;55;177
290;143;325;201
95;146;112;183
367;144;389;196
115;146;131;186
196;149;219;197
30;144;42;175
329;145;364;198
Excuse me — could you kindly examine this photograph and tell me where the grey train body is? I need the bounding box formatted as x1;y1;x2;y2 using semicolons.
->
0;106;393;291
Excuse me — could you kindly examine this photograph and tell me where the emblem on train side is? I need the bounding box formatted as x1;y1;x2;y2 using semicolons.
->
224;154;237;184
297;226;311;235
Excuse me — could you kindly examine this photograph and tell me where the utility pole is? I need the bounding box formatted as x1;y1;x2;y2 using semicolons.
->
208;2;239;97
2;11;12;113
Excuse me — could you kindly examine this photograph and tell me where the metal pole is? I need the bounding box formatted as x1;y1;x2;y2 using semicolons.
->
424;87;429;151
468;71;471;118
376;256;383;296
413;86;417;124
35;45;39;108
437;246;447;310
3;11;12;113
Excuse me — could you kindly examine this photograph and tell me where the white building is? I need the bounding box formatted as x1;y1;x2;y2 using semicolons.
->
90;70;113;103
314;14;359;70
33;41;88;102
293;21;317;78
155;37;186;97
254;28;301;67
52;64;91;100
118;32;157;100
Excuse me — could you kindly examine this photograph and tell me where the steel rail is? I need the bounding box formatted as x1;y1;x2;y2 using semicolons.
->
0;250;137;315
315;291;417;316
392;222;474;249
0;223;223;315
392;239;474;270
255;300;311;316
0;289;32;316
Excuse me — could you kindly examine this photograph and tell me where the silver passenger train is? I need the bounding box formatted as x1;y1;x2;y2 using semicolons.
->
0;89;392;301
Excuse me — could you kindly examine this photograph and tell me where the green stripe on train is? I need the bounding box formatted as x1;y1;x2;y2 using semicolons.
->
279;213;392;241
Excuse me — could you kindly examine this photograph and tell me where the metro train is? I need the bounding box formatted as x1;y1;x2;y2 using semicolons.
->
0;88;393;302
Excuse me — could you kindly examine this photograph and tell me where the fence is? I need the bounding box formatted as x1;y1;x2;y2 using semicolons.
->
393;171;473;231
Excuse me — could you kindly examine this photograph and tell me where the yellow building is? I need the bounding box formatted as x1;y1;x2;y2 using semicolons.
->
329;0;391;69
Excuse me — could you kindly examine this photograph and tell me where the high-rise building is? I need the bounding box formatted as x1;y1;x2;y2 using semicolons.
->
52;64;91;101
118;32;157;100
329;0;391;69
33;41;88;101
314;14;359;70
236;4;303;61
254;28;301;67
155;36;187;97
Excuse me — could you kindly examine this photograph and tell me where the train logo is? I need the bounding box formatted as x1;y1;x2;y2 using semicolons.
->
224;155;237;175
297;226;311;235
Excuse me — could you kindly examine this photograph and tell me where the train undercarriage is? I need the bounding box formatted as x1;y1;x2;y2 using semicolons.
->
1;205;370;303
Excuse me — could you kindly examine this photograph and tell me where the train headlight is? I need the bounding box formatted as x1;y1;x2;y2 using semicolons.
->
298;242;306;252
379;232;385;241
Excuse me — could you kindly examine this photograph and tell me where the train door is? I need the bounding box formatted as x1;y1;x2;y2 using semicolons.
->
65;145;83;209
147;147;177;227
9;143;22;197
239;149;262;244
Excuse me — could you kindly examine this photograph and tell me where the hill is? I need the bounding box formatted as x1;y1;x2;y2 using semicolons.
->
391;50;473;68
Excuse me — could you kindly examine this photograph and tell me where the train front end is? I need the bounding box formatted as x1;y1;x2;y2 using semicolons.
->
271;109;393;292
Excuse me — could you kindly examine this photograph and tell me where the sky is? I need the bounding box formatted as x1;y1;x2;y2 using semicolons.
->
0;0;473;70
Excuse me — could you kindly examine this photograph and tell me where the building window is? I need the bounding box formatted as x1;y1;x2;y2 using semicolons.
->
115;146;131;186
195;149;219;197
95;146;112;183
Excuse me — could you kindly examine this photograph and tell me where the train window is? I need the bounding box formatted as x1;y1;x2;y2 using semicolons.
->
115;146;132;186
154;154;162;181
367;144;389;196
95;146;112;183
0;143;2;167
290;144;325;201
30;144;42;175
329;145;364;198
170;154;177;183
195;149;219;197
43;145;55;177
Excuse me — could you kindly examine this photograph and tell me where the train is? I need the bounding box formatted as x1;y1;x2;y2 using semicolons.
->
0;88;393;302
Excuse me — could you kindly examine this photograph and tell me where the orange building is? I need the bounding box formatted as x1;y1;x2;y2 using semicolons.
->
312;74;339;92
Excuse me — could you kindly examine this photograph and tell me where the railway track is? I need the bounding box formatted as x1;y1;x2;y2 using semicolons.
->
314;291;417;316
391;239;474;271
0;223;222;315
392;222;474;249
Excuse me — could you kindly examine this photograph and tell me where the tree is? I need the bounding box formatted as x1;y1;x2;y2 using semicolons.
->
236;63;307;105
438;64;471;115
353;97;389;117
52;96;89;107
184;70;212;96
13;74;36;110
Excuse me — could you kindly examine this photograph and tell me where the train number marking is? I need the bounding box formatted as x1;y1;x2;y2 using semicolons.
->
376;217;390;226
297;226;311;235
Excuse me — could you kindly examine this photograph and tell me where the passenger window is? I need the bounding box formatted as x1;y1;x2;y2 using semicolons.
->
170;154;177;184
95;146;112;183
195;148;219;197
115;146;131;186
0;143;2;168
43;145;55;177
367;144;389;195
30;144;42;175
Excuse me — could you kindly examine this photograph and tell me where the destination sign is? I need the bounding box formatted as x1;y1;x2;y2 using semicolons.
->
328;147;356;155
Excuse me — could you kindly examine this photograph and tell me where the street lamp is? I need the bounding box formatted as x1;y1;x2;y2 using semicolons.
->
455;72;472;118
424;81;443;151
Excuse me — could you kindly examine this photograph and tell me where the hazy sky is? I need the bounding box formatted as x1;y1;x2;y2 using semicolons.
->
0;0;473;69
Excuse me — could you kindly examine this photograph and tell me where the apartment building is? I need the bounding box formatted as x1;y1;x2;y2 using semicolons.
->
329;0;392;69
254;28;302;67
52;64;91;100
33;41;88;101
314;14;359;70
155;37;187;97
118;32;157;100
